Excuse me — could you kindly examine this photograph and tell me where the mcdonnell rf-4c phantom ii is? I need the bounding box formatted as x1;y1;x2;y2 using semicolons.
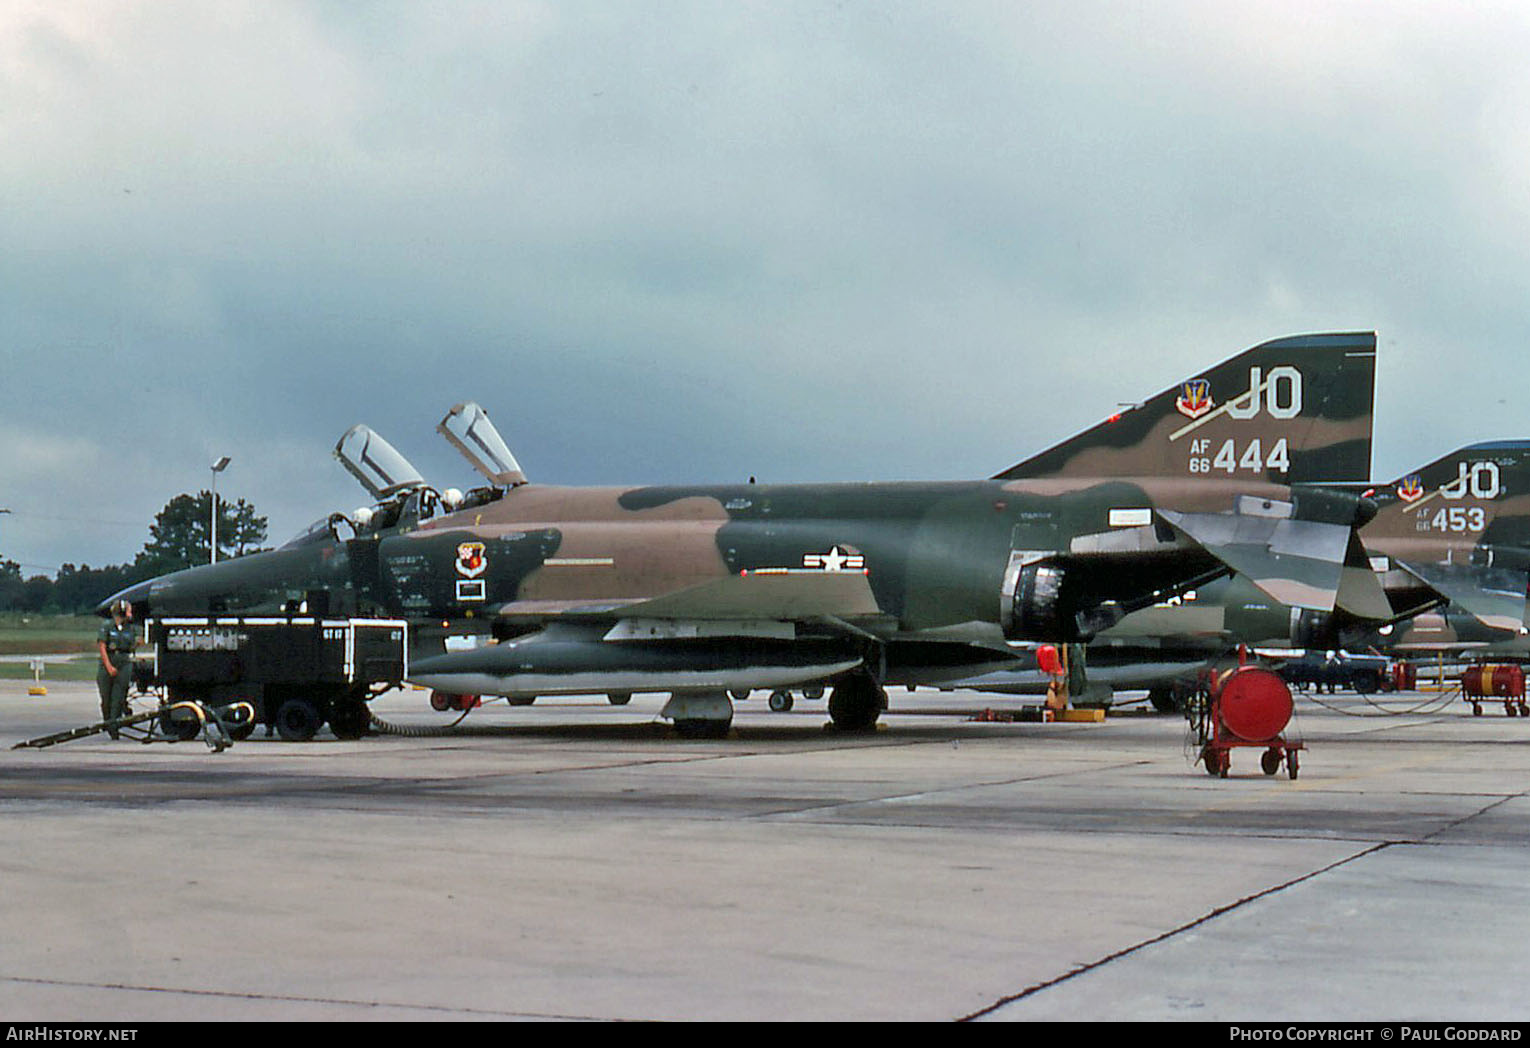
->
105;332;1379;736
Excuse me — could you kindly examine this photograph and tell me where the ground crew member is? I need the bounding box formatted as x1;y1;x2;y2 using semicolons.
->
96;600;136;738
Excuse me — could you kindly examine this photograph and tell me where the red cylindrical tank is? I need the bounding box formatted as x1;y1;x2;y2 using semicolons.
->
1461;665;1523;698
1215;666;1294;743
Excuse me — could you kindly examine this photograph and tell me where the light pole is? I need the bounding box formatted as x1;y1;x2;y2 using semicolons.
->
0;509;10;563
210;457;230;564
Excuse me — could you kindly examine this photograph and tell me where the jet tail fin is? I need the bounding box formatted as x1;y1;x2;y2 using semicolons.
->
994;332;1376;485
1366;441;1530;552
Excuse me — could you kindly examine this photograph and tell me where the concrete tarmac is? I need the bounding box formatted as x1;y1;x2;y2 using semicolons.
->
1;681;1526;1022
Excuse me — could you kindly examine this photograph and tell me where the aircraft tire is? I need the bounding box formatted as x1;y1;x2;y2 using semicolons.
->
674;718;731;739
828;677;884;732
275;697;322;742
1148;687;1179;714
607;692;632;706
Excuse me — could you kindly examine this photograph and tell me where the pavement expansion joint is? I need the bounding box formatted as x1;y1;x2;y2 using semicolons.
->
0;973;612;1022
956;841;1393;1022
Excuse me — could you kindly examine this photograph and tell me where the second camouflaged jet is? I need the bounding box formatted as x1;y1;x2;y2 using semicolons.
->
106;332;1378;735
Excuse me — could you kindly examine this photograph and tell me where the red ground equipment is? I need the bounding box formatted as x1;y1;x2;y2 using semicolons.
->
430;690;482;712
1197;663;1302;779
1460;664;1527;718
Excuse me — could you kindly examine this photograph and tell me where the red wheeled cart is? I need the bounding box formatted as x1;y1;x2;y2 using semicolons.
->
1461;664;1527;718
1196;664;1303;780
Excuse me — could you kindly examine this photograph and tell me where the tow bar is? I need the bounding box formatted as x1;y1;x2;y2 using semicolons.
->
12;700;256;754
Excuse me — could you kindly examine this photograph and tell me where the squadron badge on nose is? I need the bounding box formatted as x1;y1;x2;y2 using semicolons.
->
456;542;488;578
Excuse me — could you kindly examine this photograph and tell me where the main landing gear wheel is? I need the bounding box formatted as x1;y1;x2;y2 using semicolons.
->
828;676;885;732
607;692;632;706
275;697;322;742
673;719;732;739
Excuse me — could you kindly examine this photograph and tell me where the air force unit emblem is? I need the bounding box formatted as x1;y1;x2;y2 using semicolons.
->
1396;475;1425;502
456;542;488;578
1175;378;1214;420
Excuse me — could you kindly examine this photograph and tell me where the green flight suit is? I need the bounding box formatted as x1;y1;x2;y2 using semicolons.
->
97;619;136;736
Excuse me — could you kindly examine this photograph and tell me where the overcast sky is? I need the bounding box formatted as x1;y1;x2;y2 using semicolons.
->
4;0;1529;574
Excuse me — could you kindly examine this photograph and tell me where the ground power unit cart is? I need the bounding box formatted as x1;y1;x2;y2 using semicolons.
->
147;616;408;741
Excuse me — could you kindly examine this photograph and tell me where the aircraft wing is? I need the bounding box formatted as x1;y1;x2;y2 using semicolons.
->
1394;560;1529;635
492;569;884;630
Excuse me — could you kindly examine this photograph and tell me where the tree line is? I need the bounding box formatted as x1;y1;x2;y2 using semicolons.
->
0;491;268;615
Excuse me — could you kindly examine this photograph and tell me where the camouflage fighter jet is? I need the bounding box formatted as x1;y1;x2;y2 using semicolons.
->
105;332;1378;735
954;440;1530;709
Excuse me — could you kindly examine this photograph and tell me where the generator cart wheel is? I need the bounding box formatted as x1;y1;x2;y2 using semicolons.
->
1288;752;1300;780
1201;746;1222;777
159;708;201;742
1352;669;1381;695
329;701;369;741
275;697;322;742
1261;749;1282;776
